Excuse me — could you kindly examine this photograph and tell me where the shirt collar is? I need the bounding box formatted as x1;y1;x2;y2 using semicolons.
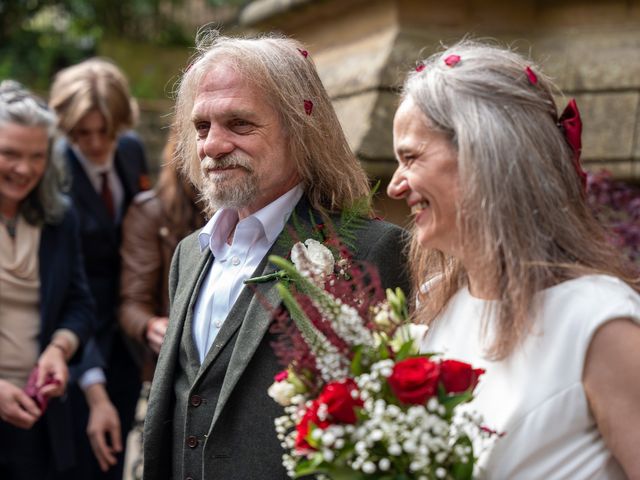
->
72;144;115;176
198;183;304;253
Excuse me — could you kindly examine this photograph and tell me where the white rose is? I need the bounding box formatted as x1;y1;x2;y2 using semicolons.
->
290;239;334;280
268;380;297;406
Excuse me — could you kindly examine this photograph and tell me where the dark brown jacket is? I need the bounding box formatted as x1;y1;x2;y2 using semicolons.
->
119;190;203;379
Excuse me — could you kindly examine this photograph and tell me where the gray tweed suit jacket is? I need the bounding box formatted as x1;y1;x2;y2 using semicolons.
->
143;197;410;480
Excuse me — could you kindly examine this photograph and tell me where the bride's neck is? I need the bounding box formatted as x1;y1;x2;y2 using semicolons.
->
465;262;500;300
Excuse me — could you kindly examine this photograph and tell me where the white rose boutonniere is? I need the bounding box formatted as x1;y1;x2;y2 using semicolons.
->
290;239;334;285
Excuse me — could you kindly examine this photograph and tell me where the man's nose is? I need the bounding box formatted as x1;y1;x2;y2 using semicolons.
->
201;126;234;160
89;133;104;150
387;169;409;199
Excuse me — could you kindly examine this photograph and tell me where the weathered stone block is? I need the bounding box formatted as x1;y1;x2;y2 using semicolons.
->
535;31;640;91
314;29;397;98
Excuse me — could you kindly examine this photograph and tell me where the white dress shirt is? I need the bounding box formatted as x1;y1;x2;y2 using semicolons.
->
72;145;125;223
192;184;304;363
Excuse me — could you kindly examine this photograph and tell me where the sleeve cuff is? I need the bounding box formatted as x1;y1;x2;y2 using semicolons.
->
52;329;80;356
78;367;107;390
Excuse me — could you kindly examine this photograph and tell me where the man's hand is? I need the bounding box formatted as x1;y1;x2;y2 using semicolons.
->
85;383;122;472
146;316;169;354
36;344;69;398
0;379;41;429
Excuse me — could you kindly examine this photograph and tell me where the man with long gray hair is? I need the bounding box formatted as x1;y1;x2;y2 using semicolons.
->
143;31;409;479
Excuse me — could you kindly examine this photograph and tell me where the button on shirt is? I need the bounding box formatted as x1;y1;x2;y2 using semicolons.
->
192;184;304;363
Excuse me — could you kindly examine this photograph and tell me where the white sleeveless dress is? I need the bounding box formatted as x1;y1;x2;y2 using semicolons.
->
421;275;640;479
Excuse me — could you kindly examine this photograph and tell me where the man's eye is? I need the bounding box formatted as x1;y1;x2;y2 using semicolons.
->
195;122;210;137
230;119;253;131
402;155;416;166
0;149;18;159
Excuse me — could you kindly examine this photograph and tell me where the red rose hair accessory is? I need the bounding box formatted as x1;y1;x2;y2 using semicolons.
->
444;54;461;67
525;66;538;85
303;99;313;115
297;48;309;58
415;62;426;72
558;99;587;191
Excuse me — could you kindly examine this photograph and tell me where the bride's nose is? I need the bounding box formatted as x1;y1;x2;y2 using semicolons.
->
387;169;409;199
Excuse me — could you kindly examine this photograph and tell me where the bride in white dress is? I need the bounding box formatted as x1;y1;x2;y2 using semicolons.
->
387;40;640;479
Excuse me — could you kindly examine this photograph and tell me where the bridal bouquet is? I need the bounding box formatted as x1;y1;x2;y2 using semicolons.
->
266;239;493;480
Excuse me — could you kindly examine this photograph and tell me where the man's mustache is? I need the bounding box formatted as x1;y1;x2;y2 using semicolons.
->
201;153;254;173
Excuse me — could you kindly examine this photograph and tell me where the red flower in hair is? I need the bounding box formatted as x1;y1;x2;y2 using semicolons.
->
444;54;461;67
304;99;314;115
297;48;309;58
525;66;538;85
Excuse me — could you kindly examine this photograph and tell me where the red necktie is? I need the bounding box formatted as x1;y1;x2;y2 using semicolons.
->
100;172;115;221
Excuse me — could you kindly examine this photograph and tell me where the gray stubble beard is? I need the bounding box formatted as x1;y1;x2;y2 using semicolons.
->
200;153;259;211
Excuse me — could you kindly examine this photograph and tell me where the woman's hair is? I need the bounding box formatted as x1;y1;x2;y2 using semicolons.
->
156;130;206;237
0;80;69;225
49;57;138;137
404;39;639;359
173;29;372;215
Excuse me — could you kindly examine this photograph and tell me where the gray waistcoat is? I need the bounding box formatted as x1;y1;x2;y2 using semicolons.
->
171;279;246;480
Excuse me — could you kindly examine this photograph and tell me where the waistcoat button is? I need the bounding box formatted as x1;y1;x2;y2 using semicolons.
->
186;435;198;448
190;394;202;407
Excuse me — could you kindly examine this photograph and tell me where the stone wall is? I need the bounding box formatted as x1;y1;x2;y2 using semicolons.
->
239;0;640;224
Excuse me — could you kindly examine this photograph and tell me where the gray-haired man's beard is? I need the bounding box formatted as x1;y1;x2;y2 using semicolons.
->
200;153;259;210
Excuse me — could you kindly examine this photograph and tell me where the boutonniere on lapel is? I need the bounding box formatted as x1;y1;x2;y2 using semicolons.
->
244;237;350;286
244;182;382;286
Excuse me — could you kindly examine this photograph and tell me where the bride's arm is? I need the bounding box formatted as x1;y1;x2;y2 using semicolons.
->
583;317;640;478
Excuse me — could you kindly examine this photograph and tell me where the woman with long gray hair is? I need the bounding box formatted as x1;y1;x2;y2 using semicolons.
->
387;40;640;478
0;80;95;478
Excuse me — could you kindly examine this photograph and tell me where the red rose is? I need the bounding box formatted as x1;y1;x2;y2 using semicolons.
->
439;359;485;394
295;401;327;451
318;379;363;424
388;357;440;405
274;370;288;382
295;379;362;452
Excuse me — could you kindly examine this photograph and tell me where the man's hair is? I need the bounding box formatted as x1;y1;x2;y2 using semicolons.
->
0;80;69;225
49;57;138;137
403;39;639;359
173;29;371;214
156;128;205;235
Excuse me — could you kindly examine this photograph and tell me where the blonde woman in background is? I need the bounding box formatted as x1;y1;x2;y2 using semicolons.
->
49;57;149;479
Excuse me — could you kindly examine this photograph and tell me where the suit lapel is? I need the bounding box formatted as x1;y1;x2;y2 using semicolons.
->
210;200;317;426
114;149;137;206
148;245;212;427
38;224;54;338
210;240;289;427
67;150;117;233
